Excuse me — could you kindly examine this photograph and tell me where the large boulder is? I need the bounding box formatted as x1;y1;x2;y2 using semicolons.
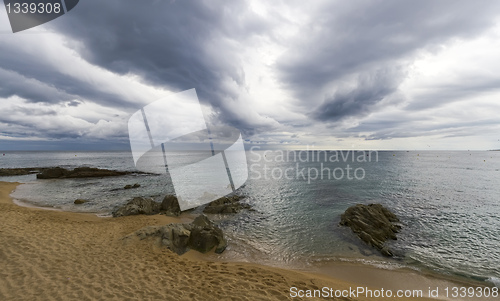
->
339;203;401;257
127;214;227;255
160;195;181;216
164;224;192;255
37;167;130;179
112;197;161;217
203;194;251;214
189;214;227;253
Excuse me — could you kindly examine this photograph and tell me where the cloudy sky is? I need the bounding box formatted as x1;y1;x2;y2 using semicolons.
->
1;0;500;151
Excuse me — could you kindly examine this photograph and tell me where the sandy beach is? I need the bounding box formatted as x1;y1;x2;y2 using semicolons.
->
0;182;491;301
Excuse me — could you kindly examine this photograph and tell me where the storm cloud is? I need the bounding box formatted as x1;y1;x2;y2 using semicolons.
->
1;0;500;150
48;0;273;131
277;0;500;122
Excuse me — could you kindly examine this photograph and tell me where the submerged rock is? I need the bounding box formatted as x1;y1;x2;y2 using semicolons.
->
37;167;131;179
160;195;181;216
203;194;251;214
126;214;227;255
112;197;161;217
124;183;141;189
339;203;401;257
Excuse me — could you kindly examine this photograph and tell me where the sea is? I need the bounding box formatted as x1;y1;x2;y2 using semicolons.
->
0;150;499;287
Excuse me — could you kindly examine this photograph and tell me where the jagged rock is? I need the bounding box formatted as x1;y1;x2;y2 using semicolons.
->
37;167;131;179
74;199;88;205
112;197;161;217
168;224;192;254
380;246;394;257
124;183;141;189
190;216;227;253
203;194;251;214
339;203;401;257
192;214;212;227
127;214;227;255
161;195;181;216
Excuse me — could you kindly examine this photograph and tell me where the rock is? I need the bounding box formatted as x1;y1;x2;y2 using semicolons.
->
160;195;181;216
134;226;161;240
74;199;88;205
128;214;227;255
189;214;226;253
170;225;192;254
2;167;141;178
192;214;213;227
0;168;44;176
124;183;141;189
188;227;220;253
380;246;394;257
339;203;401;257
112;197;161;217
203;194;251;214
37;167;67;179
37;167;132;179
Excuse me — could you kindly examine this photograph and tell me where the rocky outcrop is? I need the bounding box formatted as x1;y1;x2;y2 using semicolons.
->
36;167;132;179
124;184;141;189
203;194;251;214
2;167;142;178
339;203;401;257
74;199;88;205
161;195;181;216
128;214;227;255
112;197;161;217
0;167;46;177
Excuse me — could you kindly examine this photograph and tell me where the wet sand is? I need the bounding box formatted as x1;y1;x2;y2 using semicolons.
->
0;182;489;300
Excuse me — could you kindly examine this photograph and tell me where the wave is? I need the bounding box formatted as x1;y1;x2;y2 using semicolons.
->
487;277;500;288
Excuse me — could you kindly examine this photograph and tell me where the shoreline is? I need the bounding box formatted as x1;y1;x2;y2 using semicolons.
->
0;181;494;300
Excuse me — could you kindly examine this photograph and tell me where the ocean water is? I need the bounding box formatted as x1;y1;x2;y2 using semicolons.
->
1;150;499;286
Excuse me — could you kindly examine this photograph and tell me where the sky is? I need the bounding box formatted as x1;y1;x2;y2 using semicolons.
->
1;0;500;151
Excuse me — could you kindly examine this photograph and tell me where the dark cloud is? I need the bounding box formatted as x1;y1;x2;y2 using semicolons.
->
66;100;82;107
47;0;269;131
0;67;69;104
1;0;500;149
0;45;139;109
277;0;500;122
312;67;405;122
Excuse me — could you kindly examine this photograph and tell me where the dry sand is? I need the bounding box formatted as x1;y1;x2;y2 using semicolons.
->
0;182;486;301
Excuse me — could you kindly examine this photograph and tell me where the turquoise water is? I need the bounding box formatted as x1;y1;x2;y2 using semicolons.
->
1;150;499;286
